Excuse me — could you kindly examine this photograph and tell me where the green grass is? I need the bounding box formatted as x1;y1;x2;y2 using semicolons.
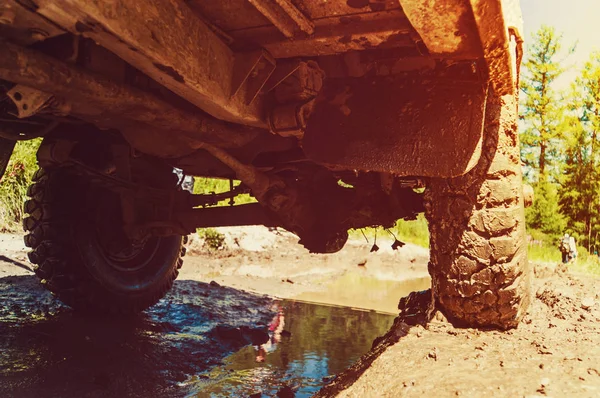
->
350;214;430;248
569;246;600;276
193;177;257;242
392;215;430;248
193;177;256;205
527;243;562;263
526;229;600;275
0;139;41;231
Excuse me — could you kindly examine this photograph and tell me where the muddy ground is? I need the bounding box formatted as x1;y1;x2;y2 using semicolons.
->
1;227;600;397
319;265;600;398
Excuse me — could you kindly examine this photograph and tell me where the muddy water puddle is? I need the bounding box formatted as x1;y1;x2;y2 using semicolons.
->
183;300;395;397
294;273;431;314
0;272;427;397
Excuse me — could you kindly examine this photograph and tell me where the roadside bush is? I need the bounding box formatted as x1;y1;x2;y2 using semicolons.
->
0;139;41;231
198;228;226;250
392;214;430;248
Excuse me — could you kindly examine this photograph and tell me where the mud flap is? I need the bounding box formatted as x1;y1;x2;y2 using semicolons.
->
303;73;488;178
0;137;16;181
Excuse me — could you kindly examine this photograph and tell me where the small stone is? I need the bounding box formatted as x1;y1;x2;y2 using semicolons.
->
357;259;367;266
428;348;438;361
581;297;595;310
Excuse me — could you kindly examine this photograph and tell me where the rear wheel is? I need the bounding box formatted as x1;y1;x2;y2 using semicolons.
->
23;167;186;314
425;90;532;329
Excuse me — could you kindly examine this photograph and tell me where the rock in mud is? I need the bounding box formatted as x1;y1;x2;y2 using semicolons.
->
581;297;595;311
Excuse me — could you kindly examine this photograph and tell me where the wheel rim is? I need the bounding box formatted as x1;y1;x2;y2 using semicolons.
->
92;192;161;273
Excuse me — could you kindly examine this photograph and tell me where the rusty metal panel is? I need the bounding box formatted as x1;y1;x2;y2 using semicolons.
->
0;0;64;45
292;0;401;20
187;0;271;32
398;0;483;58
188;0;401;32
303;72;488;178
230;9;415;58
248;0;314;38
32;0;268;127
0;40;264;157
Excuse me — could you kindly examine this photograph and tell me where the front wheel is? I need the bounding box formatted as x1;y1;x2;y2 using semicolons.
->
425;90;532;329
23;167;186;314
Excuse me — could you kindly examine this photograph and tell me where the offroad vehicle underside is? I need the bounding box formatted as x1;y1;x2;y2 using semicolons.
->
0;0;530;328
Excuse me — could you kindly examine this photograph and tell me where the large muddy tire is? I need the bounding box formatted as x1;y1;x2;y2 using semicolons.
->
23;168;186;314
424;90;532;329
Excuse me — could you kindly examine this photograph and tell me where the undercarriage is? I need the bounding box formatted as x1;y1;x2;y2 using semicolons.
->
0;0;531;328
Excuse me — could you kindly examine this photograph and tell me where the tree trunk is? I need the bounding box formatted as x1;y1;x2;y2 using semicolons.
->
539;141;546;178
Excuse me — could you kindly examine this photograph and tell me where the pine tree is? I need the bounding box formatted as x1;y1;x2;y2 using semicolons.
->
559;52;600;251
520;25;571;180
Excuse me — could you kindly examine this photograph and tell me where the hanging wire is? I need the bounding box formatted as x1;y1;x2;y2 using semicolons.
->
370;228;379;252
386;228;406;250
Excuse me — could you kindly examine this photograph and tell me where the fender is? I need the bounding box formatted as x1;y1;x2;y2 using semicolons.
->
303;65;488;178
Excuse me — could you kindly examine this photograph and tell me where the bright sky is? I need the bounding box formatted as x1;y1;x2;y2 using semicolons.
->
520;0;600;90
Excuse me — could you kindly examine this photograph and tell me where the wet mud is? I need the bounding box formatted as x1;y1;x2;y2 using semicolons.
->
0;267;395;397
0;275;276;397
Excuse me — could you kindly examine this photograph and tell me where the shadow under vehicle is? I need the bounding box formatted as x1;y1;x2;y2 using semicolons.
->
0;0;529;328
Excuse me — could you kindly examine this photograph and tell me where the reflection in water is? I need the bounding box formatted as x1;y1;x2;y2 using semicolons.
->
255;302;286;363
187;300;395;397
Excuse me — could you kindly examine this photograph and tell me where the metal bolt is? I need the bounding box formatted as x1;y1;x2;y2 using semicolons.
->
0;9;16;25
29;28;49;42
